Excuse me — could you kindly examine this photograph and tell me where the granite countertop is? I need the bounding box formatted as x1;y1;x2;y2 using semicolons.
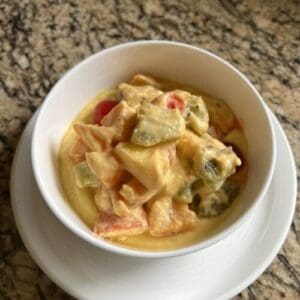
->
0;0;299;299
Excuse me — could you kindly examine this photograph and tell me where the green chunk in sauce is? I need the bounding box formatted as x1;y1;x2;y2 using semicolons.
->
194;179;241;218
73;161;99;189
131;102;185;146
174;183;193;204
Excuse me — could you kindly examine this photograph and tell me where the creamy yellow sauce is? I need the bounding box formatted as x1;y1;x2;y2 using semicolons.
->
59;86;246;251
112;204;238;250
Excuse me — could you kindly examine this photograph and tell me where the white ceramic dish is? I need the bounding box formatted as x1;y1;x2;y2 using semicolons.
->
31;41;276;257
11;111;296;300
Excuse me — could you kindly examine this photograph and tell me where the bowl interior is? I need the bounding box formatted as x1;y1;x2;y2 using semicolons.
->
32;41;275;257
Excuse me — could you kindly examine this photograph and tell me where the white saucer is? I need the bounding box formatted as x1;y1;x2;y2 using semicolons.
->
10;111;297;300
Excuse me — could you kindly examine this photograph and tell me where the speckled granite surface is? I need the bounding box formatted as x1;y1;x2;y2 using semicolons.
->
0;0;299;299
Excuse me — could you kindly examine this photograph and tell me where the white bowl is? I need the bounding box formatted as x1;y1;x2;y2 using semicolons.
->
31;41;276;258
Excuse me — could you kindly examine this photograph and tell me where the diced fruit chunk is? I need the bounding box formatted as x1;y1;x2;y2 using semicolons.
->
148;197;197;237
153;90;209;136
119;178;158;205
94;207;148;237
86;152;123;188
153;90;187;112
93;100;119;125
73;123;116;152
69;138;89;163
114;142;172;190
101;101;137;141
130;74;161;89
177;130;241;195
131;102;185;146
94;185;113;214
94;185;132;217
118;83;162;109
166;94;185;112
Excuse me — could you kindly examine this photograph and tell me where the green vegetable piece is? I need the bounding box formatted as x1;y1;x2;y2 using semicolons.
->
174;183;193;204
203;159;221;184
197;191;229;218
73;161;99;188
185;96;209;135
192;159;223;194
131;102;185;146
222;179;240;200
197;179;241;218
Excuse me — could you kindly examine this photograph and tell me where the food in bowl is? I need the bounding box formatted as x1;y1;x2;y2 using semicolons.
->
59;74;248;250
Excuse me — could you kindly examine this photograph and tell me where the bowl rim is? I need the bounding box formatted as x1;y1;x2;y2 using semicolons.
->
31;40;276;258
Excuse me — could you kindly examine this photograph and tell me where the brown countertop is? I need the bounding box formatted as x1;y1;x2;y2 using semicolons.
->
0;0;299;299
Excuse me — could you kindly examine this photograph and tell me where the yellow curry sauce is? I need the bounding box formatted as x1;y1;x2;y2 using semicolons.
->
59;75;248;251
